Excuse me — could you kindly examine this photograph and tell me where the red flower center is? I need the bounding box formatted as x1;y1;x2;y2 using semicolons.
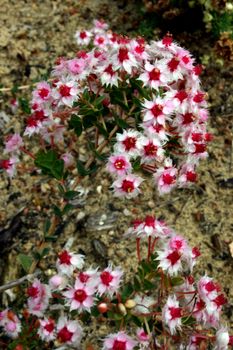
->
44;321;55;333
122;137;136;151
168;58;179;72
205;281;216;292
182;113;195;124
186;171;197;182
167;250;181;266
182;55;190;64
193;92;205;103
114;159;126;170
121;180;135;193
194;143;206;154
151;104;163;117
59;85;71;97
113;340;126;350
27;286;39;298
0;160;11;170
149;68;160;81
58;326;73;342
118;47;129;62
162;36;173;46
97;37;104;44
135;45;144;54
144;142;157;156
175;90;188;102
74;289;87;303
79;272;89;283
192;133;203;142
100;271;113;286
38;88;49;99
169;306;182;320
59;250;71;265
105;64;115;76
80;31;87;39
162;173;175;185
144;216;155;227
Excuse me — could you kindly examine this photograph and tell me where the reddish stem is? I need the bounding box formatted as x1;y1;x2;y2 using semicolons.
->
147;236;152;261
20;147;35;159
136;237;141;262
151;237;158;253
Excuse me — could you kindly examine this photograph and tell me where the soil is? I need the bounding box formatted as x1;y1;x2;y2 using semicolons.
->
0;0;233;348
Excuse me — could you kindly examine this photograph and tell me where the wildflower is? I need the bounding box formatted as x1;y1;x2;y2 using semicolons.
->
27;279;51;317
0;156;19;177
162;295;182;334
63;279;95;312
154;166;177;195
107;154;132;177
0;310;21;339
103;331;137;350
215;327;230;350
112;46;138;74
38;318;56;342
4;134;23;154
56;250;85;276
112;174;144;198
56;316;83;346
97;265;123;297
53;80;79;107
75;30;92;46
138;61;168;89
114;129;141;158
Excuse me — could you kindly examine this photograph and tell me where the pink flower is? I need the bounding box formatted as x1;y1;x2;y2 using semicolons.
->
154;166;177;195
49;274;67;291
38;318;56;341
0;156;19;177
112;174;144;198
142;96;172;126
136;328;150;343
112;46;138;74
27;279;51;317
0;310;21;339
53;81;79;107
75;30;92;46
107;154;132;176
162;295;182;334
4;134;23;154
98;63;120;87
103;331;137;350
61;152;75;168
63;280;95;312
114;130;141;158
138;61;168;89
138;136;164;163
32;81;52;104
97;265;123;297
56;250;85;276
56;316;83;346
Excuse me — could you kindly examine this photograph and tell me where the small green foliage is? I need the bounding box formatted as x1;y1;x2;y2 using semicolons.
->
35;150;64;180
68;114;83;136
18;254;33;273
19;97;31;114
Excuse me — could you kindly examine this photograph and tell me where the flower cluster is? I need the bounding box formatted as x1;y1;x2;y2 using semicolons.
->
1;19;210;200
1;217;232;349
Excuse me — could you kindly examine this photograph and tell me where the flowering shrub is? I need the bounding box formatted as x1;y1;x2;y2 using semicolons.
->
0;19;231;350
0;216;232;349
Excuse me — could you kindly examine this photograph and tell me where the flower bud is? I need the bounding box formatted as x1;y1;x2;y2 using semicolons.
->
97;302;108;314
125;299;136;309
118;303;127;316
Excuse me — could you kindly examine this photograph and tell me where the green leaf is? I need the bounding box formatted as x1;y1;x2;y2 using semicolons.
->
44;235;57;242
143;279;155;290
131;315;142;327
170;276;184;286
18;254;33;273
115;117;130;129
132;157;141;171
35;150;64;180
182;316;196;325
121;283;134;302
63;190;79;200
40;247;50;258
53;205;62;218
76;160;99;177
133;275;141;291
43;218;51;234
19;97;31;114
69;114;83;136
62;203;74;215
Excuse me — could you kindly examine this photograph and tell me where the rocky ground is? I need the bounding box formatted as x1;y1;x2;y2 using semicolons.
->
0;0;233;347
